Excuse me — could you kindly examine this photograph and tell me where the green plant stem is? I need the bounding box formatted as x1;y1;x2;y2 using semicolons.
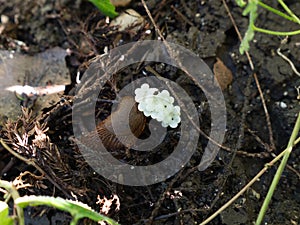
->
255;112;300;225
253;25;300;35
70;218;79;225
0;180;24;225
278;0;300;24
257;1;295;22
15;196;119;225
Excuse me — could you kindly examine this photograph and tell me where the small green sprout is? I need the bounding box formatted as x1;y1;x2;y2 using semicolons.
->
89;0;118;18
236;0;300;54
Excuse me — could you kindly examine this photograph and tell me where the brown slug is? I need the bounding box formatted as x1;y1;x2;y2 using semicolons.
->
95;95;146;150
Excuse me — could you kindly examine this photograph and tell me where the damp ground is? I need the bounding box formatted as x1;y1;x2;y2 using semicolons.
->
0;1;299;225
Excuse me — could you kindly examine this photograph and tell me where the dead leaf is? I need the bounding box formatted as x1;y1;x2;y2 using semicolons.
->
213;57;233;90
110;9;145;33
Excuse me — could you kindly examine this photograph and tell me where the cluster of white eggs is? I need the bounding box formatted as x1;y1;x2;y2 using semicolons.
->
134;83;181;128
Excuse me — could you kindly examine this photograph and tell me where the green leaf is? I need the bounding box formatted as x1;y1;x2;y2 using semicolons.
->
242;0;258;16
0;201;14;225
15;196;119;225
235;0;246;7
239;26;255;54
239;0;258;54
89;0;118;18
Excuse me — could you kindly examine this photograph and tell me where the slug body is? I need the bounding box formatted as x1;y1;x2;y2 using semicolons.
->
96;96;146;150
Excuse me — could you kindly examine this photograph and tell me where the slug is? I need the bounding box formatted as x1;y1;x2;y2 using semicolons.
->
93;96;146;151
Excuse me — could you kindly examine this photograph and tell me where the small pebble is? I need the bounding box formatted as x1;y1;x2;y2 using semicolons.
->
1;15;9;24
279;101;287;109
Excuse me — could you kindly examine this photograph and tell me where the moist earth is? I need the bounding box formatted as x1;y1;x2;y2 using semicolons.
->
0;0;299;225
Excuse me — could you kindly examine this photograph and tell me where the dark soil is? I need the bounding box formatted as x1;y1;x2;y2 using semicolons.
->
0;0;300;225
